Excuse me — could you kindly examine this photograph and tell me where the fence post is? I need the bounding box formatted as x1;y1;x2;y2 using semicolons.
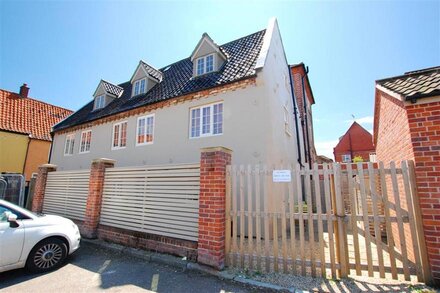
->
332;163;349;278
408;160;432;284
31;164;57;213
82;158;115;239
198;146;232;270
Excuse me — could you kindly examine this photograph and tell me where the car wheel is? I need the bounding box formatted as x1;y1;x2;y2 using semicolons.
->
26;238;68;272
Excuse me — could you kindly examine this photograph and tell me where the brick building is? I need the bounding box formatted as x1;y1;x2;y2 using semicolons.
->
374;66;440;285
333;121;375;163
290;63;317;167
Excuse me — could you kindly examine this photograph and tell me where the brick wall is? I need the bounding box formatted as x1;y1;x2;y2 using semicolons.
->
70;219;198;260
97;224;198;260
406;100;440;284
197;147;232;270
335;150;373;163
375;92;415;164
292;72;305;121
82;158;115;238
34;147;233;270
375;91;417;266
375;88;440;285
291;65;316;165
31;164;57;213
334;122;375;163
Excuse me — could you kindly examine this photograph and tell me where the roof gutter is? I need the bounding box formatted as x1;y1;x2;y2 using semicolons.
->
288;65;304;168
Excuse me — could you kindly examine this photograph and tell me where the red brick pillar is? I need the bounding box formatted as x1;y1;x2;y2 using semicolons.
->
198;146;232;270
82;158;115;239
31;164;57;213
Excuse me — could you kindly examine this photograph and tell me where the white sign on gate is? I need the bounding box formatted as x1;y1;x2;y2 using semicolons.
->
272;170;291;182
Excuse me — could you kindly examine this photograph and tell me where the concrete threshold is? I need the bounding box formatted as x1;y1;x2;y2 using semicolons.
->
81;239;298;292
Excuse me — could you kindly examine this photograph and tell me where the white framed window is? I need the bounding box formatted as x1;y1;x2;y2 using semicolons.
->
95;95;105;110
342;154;351;163
195;54;215;76
133;78;147;96
369;152;377;163
197;58;205;75
206;55;214;72
79;130;92;153
112;121;128;149
190;102;223;138
136;114;154;145
64;134;75;156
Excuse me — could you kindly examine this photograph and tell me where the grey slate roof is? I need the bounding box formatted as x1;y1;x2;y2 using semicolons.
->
377;66;440;100
139;61;163;82
101;80;124;97
54;29;265;132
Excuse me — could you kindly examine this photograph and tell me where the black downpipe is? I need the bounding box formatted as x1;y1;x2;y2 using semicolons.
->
48;132;54;164
288;66;304;168
22;135;31;176
301;66;312;168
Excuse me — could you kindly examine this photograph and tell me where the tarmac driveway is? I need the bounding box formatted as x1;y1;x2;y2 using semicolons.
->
0;242;275;293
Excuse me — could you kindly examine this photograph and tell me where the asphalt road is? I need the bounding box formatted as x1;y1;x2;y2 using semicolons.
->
0;242;274;293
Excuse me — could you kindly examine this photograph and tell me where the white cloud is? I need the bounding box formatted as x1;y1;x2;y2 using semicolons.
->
357;116;374;124
315;140;339;160
345;115;374;126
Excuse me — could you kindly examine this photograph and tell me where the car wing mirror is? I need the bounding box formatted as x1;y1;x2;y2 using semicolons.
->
5;212;19;228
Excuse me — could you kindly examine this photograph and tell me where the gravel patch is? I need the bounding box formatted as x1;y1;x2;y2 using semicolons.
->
227;268;438;292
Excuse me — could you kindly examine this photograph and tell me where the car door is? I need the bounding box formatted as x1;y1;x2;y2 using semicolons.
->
0;204;25;267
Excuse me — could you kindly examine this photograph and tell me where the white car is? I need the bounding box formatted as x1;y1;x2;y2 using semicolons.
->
0;199;81;273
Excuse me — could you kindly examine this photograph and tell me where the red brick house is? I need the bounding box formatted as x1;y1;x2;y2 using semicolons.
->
290;63;317;167
333;121;375;163
374;66;440;285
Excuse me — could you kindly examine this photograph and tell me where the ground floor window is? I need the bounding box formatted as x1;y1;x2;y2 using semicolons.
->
79;130;92;153
190;102;223;138
342;154;351;163
64;134;75;155
136;114;154;145
112;121;128;149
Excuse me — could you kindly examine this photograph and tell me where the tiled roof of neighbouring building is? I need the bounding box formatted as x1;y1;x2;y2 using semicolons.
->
53;29;266;132
0;89;73;141
377;66;440;100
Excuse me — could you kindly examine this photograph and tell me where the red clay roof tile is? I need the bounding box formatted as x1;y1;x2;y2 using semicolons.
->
0;89;73;141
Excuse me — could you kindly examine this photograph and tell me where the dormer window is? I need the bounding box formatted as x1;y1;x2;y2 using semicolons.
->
133;78;146;96
197;58;205;75
196;55;215;76
95;94;105;109
92;80;124;110
191;33;227;78
130;61;163;98
206;55;214;72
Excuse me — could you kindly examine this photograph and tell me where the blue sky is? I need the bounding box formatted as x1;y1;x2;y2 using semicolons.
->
1;0;439;158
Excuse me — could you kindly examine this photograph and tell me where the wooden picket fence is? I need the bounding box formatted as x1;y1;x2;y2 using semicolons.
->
225;161;430;282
